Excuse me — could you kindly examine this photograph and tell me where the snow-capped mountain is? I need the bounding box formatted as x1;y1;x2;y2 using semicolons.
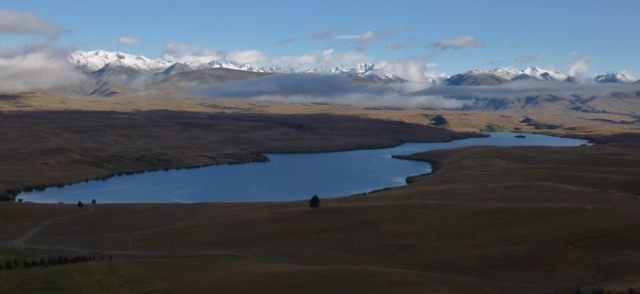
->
446;66;571;86
329;63;405;83
594;72;636;83
69;50;173;72
518;66;567;81
69;50;404;83
446;69;510;86
69;50;639;87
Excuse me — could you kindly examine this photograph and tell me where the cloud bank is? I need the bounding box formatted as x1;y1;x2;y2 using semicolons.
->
0;11;86;93
0;43;88;92
413;79;640;99
192;72;640;110
195;74;466;109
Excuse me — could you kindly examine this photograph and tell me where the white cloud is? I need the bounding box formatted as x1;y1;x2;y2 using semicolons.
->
196;74;465;109
225;50;266;65
0;10;61;35
430;35;484;50
336;35;360;40
336;31;382;51
272;47;368;69
117;37;140;45
274;37;296;45
566;54;590;78
357;31;379;51
376;59;430;83
163;42;193;56
162;43;267;66
387;43;404;50
514;53;544;63
308;30;337;40
618;70;638;81
0;43;87;92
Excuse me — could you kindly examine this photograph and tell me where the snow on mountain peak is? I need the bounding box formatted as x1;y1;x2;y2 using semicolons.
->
520;66;567;81
69;50;172;72
594;72;635;83
68;50;638;85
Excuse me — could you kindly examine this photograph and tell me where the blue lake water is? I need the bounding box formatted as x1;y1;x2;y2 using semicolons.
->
19;132;589;204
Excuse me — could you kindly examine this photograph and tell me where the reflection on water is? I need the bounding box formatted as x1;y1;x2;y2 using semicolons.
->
19;132;588;203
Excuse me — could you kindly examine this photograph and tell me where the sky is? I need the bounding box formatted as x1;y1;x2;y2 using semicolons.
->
1;0;640;83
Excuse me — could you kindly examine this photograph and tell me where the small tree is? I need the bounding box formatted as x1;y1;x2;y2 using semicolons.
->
309;195;320;208
91;199;96;205
77;201;84;208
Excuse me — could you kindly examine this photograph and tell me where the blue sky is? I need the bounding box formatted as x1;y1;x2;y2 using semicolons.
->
2;0;640;78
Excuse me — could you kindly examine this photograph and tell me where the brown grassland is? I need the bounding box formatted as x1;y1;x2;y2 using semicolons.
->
1;92;640;293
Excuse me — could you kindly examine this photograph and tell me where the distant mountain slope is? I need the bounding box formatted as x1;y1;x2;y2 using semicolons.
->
446;67;571;86
446;70;510;86
61;50;640;116
69;50;406;83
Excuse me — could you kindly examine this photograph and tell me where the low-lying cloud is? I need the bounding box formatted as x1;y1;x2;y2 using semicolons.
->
566;54;591;78
413;79;640;99
193;73;640;110
195;74;467;109
0;43;88;92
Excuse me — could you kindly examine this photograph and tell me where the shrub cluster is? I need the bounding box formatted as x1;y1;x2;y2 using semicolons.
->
0;255;112;270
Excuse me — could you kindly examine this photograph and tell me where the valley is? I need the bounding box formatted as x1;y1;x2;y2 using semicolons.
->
0;50;639;294
0;91;639;292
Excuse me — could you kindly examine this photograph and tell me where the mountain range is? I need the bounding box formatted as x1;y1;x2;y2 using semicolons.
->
69;50;640;86
60;50;640;115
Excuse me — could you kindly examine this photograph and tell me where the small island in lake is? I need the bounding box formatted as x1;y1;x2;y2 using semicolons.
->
514;135;527;138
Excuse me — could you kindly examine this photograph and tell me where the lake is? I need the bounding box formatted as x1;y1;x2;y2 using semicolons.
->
19;132;589;204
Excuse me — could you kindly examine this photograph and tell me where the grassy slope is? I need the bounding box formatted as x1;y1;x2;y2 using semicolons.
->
1;93;640;292
1;142;639;293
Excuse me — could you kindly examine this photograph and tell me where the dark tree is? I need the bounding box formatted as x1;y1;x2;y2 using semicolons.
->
77;201;84;208
309;195;320;208
91;199;96;205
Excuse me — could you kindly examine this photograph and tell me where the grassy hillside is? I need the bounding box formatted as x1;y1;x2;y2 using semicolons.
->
1;92;640;292
1;136;639;293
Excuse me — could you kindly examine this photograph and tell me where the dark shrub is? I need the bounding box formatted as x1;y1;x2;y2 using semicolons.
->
309;195;320;208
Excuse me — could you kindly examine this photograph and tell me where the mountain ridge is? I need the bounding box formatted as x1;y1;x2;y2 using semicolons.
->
69;50;640;86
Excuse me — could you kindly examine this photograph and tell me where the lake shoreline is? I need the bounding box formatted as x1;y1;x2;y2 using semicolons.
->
18;132;588;204
0;110;479;201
